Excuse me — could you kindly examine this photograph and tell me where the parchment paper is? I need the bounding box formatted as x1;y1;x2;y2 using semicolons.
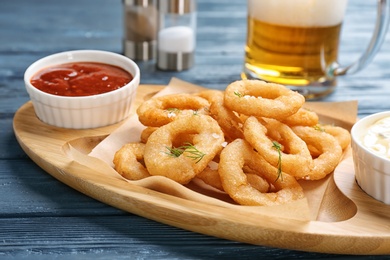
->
72;78;358;221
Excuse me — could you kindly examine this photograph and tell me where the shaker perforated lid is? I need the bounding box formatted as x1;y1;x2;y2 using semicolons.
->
158;0;196;14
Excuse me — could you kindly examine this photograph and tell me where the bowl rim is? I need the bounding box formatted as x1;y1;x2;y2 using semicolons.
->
24;49;140;101
351;110;390;162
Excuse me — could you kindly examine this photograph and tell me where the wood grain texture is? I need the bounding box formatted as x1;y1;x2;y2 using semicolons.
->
2;0;390;258
12;85;390;255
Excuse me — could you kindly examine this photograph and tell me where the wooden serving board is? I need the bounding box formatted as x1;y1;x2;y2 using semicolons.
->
13;85;390;255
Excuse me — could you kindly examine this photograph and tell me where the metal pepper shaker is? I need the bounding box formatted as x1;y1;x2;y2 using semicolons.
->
123;0;158;61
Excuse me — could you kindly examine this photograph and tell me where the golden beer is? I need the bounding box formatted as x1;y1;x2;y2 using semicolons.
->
244;18;342;86
243;0;348;98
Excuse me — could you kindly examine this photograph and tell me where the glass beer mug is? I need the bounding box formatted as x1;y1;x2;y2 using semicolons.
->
242;0;389;99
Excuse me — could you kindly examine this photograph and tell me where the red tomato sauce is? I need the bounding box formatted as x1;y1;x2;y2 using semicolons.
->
30;62;133;97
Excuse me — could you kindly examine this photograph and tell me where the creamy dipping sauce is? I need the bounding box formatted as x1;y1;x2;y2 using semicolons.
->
362;116;390;159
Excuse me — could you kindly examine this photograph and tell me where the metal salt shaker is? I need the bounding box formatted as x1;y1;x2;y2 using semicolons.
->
157;0;197;71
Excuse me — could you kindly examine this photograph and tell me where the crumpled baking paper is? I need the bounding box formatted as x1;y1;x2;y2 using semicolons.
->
68;77;358;222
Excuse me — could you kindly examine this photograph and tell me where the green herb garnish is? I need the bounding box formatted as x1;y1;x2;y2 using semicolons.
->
313;124;325;132
272;141;283;182
165;142;206;163
234;91;243;98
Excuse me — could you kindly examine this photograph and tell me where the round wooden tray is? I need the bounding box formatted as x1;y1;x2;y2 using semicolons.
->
13;85;390;255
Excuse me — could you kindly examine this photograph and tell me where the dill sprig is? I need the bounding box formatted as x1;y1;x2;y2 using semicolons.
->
272;141;283;182
313;124;325;132
165;142;206;163
166;107;200;116
234;91;243;98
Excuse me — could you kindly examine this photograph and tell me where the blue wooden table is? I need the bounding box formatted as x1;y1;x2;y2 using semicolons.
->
1;0;390;259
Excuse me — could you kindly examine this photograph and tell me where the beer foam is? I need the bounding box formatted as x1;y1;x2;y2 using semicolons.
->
248;0;348;27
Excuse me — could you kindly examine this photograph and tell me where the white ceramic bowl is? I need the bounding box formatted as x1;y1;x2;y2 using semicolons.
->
24;50;140;129
351;111;390;204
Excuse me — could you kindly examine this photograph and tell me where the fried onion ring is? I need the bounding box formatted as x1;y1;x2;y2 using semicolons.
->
140;127;158;143
281;107;319;127
196;160;224;191
246;173;271;193
144;115;225;184
196;161;270;193
320;124;351;150
198;90;244;141
224;80;305;120
243;116;312;177
137;93;210;127
291;126;343;180
218;139;304;206
113;143;150;180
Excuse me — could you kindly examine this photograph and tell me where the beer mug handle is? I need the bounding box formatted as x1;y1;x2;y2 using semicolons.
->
332;0;390;76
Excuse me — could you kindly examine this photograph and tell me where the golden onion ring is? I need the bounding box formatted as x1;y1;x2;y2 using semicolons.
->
218;139;305;206
144;115;225;184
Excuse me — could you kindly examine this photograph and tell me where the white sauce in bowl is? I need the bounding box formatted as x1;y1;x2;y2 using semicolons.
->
362;116;390;159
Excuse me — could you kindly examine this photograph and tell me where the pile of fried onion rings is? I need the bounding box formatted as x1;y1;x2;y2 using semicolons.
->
113;80;351;206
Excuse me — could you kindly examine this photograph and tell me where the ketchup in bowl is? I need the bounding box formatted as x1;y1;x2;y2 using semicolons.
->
30;62;133;97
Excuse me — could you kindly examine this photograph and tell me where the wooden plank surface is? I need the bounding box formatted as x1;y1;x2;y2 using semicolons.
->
2;0;390;259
